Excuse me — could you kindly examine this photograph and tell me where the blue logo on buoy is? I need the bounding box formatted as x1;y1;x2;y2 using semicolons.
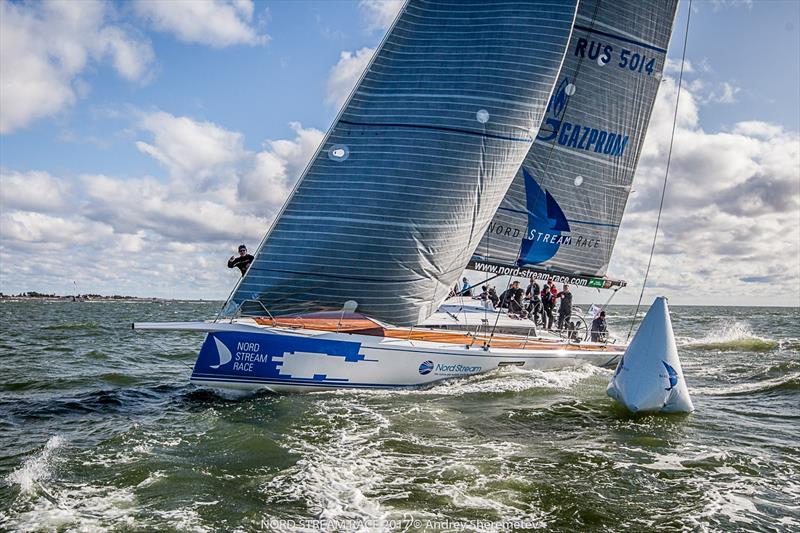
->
418;360;434;375
662;361;678;391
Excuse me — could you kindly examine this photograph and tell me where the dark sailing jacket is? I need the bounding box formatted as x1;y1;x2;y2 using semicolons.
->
228;254;254;276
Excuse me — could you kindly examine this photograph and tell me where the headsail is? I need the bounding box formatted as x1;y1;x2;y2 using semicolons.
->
469;0;679;289
225;0;578;326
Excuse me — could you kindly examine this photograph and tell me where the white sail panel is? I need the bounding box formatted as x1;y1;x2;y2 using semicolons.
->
470;0;679;288
226;0;578;325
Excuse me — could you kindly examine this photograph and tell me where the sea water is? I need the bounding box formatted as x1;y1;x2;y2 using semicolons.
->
0;301;797;531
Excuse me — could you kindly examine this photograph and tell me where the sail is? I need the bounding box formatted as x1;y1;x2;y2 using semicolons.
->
225;0;578;326
469;0;679;289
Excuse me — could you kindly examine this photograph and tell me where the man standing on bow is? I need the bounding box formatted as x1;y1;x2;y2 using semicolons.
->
227;244;254;277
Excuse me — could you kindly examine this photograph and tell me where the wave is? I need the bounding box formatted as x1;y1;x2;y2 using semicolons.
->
680;322;778;352
39;322;100;331
335;364;609;399
693;373;800;397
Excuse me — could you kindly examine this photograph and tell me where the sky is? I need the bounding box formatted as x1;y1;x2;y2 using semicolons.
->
0;0;798;307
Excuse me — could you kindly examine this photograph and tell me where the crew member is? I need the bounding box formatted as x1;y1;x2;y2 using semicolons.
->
591;311;608;342
525;276;542;326
461;277;472;296
556;284;573;331
228;244;254;277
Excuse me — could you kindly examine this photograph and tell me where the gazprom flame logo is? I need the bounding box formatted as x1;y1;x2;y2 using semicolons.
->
537;77;573;142
517;168;571;265
418;360;434;375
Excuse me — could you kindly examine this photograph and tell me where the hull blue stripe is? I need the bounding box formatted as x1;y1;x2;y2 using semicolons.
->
191;374;422;389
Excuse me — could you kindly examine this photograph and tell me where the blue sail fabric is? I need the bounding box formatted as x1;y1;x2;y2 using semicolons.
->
226;0;578;326
471;0;679;287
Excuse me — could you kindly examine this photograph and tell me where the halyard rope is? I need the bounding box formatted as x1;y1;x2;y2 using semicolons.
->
626;0;692;342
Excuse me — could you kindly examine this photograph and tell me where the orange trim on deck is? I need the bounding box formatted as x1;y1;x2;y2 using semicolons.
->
253;316;622;352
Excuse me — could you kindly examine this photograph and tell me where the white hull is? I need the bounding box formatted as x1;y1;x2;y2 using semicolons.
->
136;319;624;393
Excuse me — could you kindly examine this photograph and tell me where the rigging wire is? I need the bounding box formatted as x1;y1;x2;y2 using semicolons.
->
626;0;692;342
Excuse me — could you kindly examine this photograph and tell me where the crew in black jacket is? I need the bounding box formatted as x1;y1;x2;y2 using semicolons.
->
228;244;254;277
556;284;573;331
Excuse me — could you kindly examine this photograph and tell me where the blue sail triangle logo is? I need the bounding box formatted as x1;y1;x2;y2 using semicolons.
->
517;168;570;265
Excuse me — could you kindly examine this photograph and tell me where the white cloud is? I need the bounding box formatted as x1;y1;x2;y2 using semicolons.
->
0;211;113;246
687;79;743;105
609;74;800;305
325;47;375;109
714;81;741;104
359;0;403;32
664;58;694;74
133;0;268;48
135;111;247;187
0;169;71;213
710;0;753;11
238;122;324;206
0;112;325;297
0;0;154;134
730;121;784;139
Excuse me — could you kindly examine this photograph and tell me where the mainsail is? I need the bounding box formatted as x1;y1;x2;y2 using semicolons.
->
225;0;578;326
469;0;679;289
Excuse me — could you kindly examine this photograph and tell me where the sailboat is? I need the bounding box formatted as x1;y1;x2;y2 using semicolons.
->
135;0;679;393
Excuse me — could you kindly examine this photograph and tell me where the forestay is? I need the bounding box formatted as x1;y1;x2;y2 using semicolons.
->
469;0;679;289
225;0;578;326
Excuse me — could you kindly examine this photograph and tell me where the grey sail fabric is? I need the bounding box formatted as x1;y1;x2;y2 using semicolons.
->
470;0;679;289
225;0;578;326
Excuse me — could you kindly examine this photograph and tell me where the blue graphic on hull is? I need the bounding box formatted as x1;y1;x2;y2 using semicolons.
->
517;168;571;265
192;331;365;385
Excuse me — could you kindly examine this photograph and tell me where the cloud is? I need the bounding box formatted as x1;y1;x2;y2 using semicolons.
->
0;0;154;134
135;111;247;187
608;74;800;305
710;0;753;11
238;122;324;206
0;169;71;213
325;47;375;109
133;0;268;47
358;0;403;32
664;59;694;74
0;111;325;297
0;211;113;246
80;174;265;242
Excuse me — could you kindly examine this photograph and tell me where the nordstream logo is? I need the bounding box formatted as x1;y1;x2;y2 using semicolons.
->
662;361;679;391
517;168;571;265
537;77;629;158
210;336;233;369
418;360;434;375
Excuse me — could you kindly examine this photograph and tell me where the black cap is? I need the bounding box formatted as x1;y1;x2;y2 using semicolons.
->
238;244;247;252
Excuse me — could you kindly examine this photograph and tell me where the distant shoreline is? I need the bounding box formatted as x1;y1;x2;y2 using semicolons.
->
0;295;796;308
0;295;223;304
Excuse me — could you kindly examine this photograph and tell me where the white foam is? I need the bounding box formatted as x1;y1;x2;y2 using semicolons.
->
4;483;137;532
262;391;556;530
341;365;607;398
679;321;773;348
7;435;65;495
262;398;392;529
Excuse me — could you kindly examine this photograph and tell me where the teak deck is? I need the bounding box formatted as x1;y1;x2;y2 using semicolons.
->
252;316;622;352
